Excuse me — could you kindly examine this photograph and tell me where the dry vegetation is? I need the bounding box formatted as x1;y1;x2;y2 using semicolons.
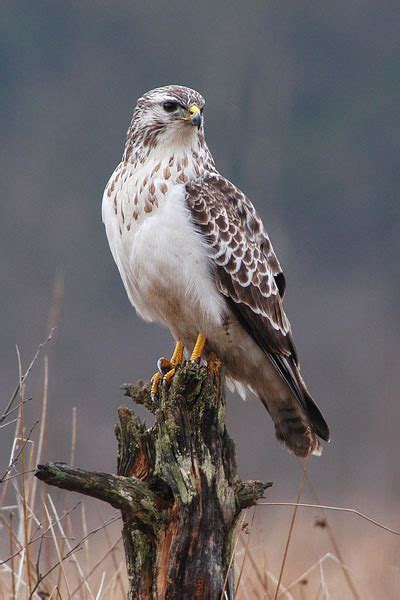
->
1;333;398;599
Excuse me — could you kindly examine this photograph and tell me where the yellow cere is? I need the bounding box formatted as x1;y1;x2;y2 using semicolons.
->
188;104;201;115
182;104;201;120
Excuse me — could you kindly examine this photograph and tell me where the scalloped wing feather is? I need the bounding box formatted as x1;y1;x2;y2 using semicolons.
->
186;173;330;447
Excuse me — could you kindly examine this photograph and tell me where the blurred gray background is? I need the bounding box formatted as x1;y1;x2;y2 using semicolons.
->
1;0;399;528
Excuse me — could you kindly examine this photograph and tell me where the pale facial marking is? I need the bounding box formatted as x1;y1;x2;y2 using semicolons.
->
123;85;206;162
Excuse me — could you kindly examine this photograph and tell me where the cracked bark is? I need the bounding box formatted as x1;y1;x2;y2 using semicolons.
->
36;360;271;599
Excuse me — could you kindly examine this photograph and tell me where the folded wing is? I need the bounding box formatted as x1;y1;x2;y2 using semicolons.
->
185;173;330;444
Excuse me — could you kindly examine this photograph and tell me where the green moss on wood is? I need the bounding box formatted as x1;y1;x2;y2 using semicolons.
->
36;360;270;600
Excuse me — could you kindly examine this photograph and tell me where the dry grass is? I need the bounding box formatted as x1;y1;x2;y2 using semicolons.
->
1;333;398;599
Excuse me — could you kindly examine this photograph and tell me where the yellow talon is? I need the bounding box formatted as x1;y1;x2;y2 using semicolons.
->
163;341;184;384
151;372;162;397
190;332;207;362
163;367;176;384
151;341;185;397
171;341;184;366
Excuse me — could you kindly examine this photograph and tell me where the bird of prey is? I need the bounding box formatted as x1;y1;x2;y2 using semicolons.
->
102;85;330;457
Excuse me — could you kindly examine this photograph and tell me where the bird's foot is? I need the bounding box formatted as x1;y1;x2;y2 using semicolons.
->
163;366;176;385
157;356;177;385
151;372;162;399
190;332;207;362
151;341;184;399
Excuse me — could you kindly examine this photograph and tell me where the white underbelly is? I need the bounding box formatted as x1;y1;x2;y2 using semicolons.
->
120;187;226;339
103;181;282;404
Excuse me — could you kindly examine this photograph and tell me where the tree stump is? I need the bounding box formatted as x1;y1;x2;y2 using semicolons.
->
36;360;271;599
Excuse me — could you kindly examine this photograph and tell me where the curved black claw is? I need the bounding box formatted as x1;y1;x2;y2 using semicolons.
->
157;357;174;376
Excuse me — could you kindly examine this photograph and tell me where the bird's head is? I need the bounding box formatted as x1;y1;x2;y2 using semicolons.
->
125;85;206;159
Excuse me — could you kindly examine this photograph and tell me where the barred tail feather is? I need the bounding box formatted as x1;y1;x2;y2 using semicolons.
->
260;352;330;455
260;396;322;457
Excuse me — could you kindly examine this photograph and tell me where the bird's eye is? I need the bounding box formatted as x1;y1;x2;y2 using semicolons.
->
163;101;178;113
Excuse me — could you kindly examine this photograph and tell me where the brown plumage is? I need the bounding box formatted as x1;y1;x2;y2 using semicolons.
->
186;173;330;456
102;85;330;457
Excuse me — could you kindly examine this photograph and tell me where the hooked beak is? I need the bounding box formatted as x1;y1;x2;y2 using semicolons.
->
181;103;202;129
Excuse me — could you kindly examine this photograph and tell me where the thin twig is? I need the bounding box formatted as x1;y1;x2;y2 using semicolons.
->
256;502;400;536
95;571;106;599
0;418;20;513
28;513;121;599
306;477;361;599
17;345;33;596
0;418;19;429
47;494;94;600
0;422;39;483
0;512;37;587
0;329;55;425
28;355;49;522
56;407;77;597
35;531;45;593
262;545;271;599
273;458;309;600
319;557;330;600
43;502;72;599
313;583;322;600
100;562;124;598
0;397;31;422
1;469;36;483
81;503;90;572
236;507;256;595
221;510;248;600
277;552;363;599
9;512;16;600
235;538;271;598
70;537;121;597
97;505;125;598
48;585;60;599
1;502;81;565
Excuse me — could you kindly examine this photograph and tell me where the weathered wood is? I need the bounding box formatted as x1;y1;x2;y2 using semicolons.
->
36;360;271;599
35;463;166;531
